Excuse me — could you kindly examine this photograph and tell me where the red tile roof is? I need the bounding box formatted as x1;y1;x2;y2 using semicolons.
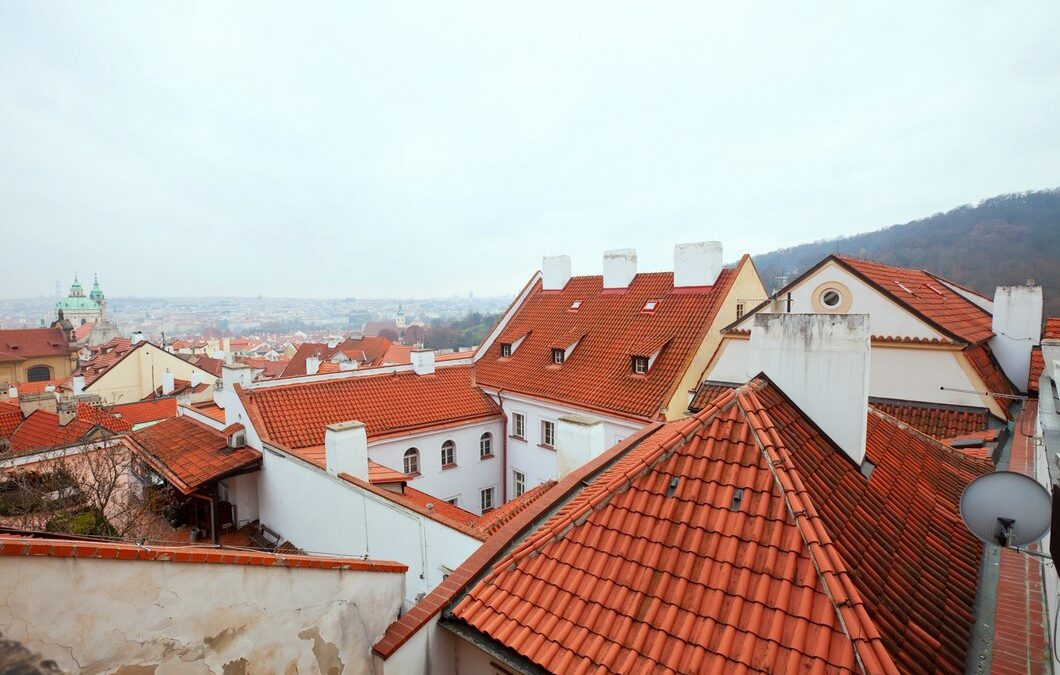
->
240;365;502;455
869;401;989;439
475;262;744;420
338;472;488;540
0;532;407;572
192;355;224;377
382;379;987;673
687;381;738;412
190;401;226;422
126;416;261;494
72;321;94;342
474;480;556;537
964;342;1017;415
7;410;98;453
837;256;995;344
0;328;72;362
6;379;70;396
283;337;399;376
0;401;23;440
367;461;408;484
109;398;179;426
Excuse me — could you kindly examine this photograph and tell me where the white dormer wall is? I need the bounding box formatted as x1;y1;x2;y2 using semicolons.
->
731;260;947;341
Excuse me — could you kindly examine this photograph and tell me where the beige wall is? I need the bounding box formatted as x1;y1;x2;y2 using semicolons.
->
0;553;405;674
0;353;77;386
86;343;217;404
663;258;767;420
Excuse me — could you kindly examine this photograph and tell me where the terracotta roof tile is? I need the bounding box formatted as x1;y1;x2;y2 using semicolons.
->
474;481;557;536
242;365;502;450
190;401;226;422
7;410;98;454
367;461;408;484
869;401;989;439
126;416;260;494
413;379;985;674
0;401;23;440
475;265;742;419
837;257;994;344
0;328;71;362
964;342;1017;415
1028;317;1060;393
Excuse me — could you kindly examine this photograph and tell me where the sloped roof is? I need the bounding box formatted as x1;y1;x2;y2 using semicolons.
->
0;401;23;440
0;328;71;362
474;480;556;537
283;337;399;376
384;379;987;673
126;416;260;494
7;410;98;453
1028;317;1060;393
964;342;1018;415
240;365;503;456
475;264;742;420
837;256;994;344
866;401;989;440
108;398;179;426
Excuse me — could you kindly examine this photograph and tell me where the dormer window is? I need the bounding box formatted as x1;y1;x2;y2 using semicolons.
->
551;348;565;364
569;300;582;312
228;430;246;449
642;300;658;314
500;343;512;358
632;355;649;374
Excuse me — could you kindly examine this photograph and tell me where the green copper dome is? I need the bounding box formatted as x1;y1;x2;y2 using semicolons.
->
89;273;104;303
68;275;85;298
57;296;101;311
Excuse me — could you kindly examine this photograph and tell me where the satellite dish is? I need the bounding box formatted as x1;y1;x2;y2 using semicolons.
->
960;471;1052;548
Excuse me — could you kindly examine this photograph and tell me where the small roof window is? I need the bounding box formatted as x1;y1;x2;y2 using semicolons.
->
642;300;658;314
569;300;582;312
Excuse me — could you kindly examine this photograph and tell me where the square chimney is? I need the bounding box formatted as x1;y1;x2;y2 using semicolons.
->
674;241;723;288
603;249;637;289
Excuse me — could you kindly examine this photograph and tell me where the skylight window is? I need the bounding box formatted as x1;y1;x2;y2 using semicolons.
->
569;300;582;312
642;300;658;313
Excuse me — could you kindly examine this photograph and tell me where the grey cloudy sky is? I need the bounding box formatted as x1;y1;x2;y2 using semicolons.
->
2;2;1058;299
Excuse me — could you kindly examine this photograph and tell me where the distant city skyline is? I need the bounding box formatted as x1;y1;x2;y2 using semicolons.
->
3;3;1059;299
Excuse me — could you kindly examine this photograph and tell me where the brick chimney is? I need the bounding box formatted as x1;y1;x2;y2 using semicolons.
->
603;249;637;289
325;421;369;480
674;241;723;288
749;313;871;467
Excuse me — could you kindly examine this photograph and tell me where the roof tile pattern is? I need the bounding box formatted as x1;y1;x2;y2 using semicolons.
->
476;269;738;419
245;365;502;449
838;257;994;344
869;402;988;440
964;342;1017;415
1029;317;1060;393
449;380;987;674
0;401;24;440
0;328;71;362
474;480;557;537
8;410;97;453
127;416;260;494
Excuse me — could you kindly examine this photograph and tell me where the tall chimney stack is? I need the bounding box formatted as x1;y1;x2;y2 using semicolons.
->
602;249;637;289
557;414;606;478
674;241;724;288
411;349;435;376
542;255;572;291
305;355;321;376
749;313;871;467
325;421;369;480
161;371;175;396
990;284;1043;393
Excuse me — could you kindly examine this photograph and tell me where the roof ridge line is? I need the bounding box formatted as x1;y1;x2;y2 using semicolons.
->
736;388;899;675
479;385;747;585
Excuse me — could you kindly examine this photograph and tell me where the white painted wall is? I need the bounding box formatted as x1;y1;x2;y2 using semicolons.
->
369;420;504;515
990;284;1043;393
0;551;404;674
490;391;641;496
220;471;259;528
257;449;483;605
705;338;751;385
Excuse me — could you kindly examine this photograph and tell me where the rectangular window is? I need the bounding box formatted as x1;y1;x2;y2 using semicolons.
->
500;343;511;358
445;496;459;507
551;348;565;364
736;302;745;320
541;420;555;448
512;412;526;438
632;355;649;374
480;486;495;513
514;471;526;497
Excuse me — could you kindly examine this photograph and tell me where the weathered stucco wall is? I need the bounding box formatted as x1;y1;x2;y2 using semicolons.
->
0;554;404;674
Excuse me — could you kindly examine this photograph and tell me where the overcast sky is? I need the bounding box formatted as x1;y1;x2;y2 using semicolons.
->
2;2;1057;299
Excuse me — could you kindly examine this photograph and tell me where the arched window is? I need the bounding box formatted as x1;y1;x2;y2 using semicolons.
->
479;432;493;458
26;365;51;382
403;448;420;475
441;440;456;467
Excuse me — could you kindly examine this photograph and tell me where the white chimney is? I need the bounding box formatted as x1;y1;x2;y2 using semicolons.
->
161;371;175;396
674;241;724;288
557;414;606;479
190;368;205;387
221;363;254;392
325;421;369;480
72;375;85;396
305;355;321;376
7;386;16;400
411;349;435;376
990;284;1043;393
57;400;77;427
542;255;572;291
131;330;145;345
602;249;637;289
223;338;232;365
749;313;871;467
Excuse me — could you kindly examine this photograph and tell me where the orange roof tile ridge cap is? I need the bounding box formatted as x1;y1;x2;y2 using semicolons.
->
736;388;900;675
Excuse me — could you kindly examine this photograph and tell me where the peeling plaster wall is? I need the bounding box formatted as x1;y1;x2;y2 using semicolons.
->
0;555;404;674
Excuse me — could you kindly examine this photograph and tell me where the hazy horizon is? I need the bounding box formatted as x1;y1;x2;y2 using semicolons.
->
4;3;1059;299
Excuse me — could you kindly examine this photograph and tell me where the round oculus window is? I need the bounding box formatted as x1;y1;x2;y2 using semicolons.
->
821;289;842;308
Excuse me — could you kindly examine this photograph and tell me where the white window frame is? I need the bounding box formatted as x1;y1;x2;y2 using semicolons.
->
479;432;493;458
512;412;526;439
632;355;649;374
541;419;556;448
500;343;511;358
441;440;456;467
551;348;565;364
480;486;496;513
513;470;526;497
403;447;420;475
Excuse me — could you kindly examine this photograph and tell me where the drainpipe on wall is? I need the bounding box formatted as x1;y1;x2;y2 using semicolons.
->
497;389;509;504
